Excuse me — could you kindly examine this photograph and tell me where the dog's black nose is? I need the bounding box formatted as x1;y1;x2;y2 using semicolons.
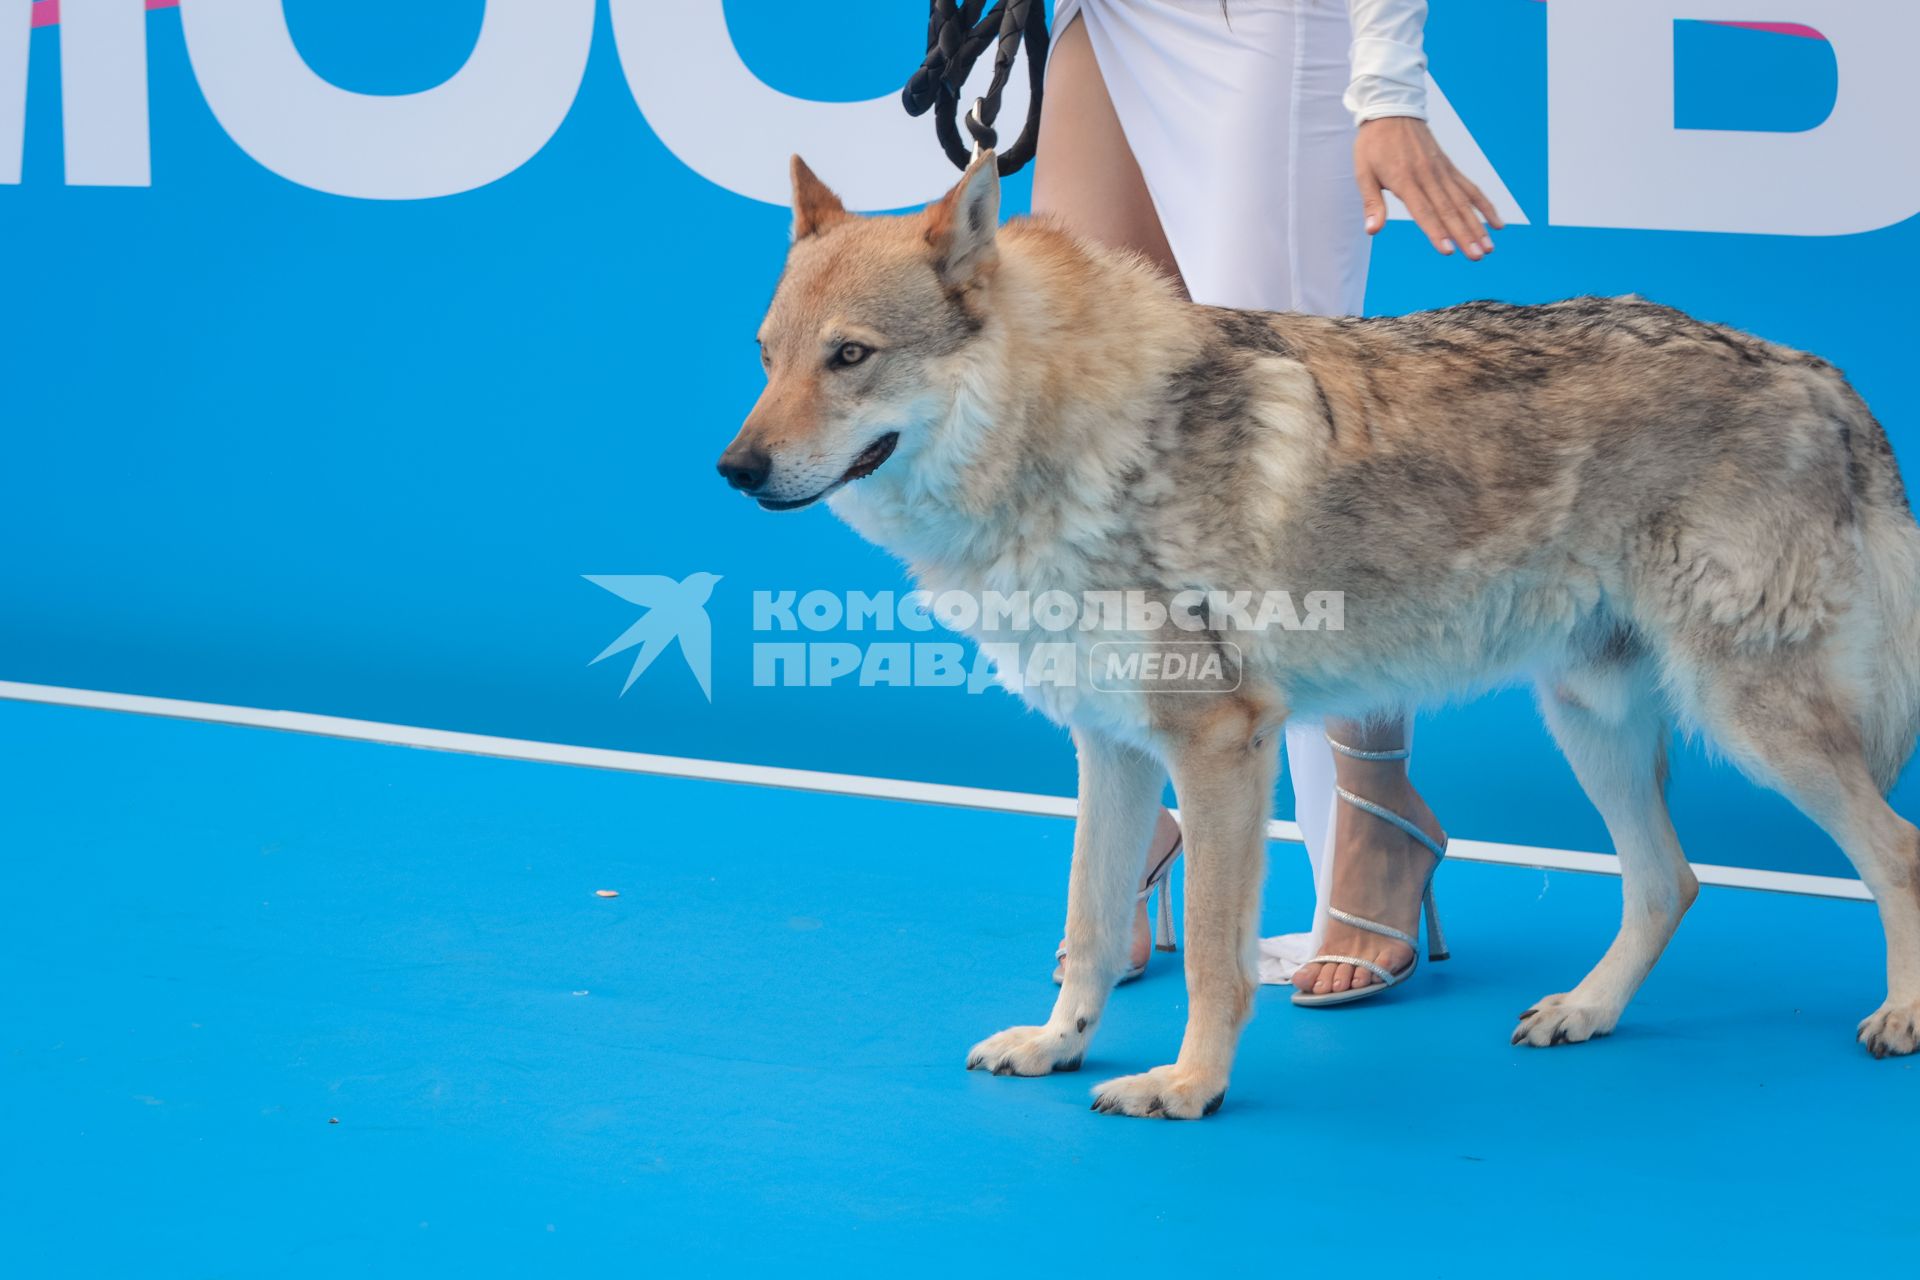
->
716;446;771;492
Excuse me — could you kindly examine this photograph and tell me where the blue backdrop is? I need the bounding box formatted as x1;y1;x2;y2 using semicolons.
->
3;2;1914;878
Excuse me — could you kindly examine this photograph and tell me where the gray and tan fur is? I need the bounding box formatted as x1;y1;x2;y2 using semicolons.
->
718;153;1920;1119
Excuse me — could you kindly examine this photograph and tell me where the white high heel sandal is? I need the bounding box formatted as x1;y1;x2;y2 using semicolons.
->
1053;835;1182;987
1292;732;1449;1008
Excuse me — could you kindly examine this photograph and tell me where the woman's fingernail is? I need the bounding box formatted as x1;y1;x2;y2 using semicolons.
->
1482;237;1496;253
1441;239;1455;253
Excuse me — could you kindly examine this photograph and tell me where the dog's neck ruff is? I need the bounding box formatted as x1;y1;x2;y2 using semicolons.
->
833;227;1186;584
830;362;1050;577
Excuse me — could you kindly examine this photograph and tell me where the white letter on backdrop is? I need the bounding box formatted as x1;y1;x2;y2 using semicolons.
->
177;0;594;200
62;0;151;186
609;0;1031;210
1386;75;1530;225
1550;0;1919;235
1;0;30;184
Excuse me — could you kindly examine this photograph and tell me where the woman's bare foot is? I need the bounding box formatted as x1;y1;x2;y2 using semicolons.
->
1294;726;1446;997
1053;808;1183;984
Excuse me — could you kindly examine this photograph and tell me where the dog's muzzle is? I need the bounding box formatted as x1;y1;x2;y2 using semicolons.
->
716;432;900;511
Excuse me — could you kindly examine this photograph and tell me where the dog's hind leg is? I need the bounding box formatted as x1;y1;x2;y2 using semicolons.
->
1514;659;1698;1048
967;727;1165;1077
1696;661;1920;1057
1090;701;1279;1119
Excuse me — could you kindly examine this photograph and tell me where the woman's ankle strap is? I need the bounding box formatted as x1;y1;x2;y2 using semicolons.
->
1324;732;1410;762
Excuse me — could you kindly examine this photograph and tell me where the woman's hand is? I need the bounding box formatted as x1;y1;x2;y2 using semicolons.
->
1353;117;1503;260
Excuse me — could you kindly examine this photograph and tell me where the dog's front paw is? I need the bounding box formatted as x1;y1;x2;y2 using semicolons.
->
966;1025;1085;1077
1858;999;1920;1058
1089;1065;1225;1120
1511;993;1618;1047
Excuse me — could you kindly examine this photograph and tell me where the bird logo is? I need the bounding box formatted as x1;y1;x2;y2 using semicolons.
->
585;572;722;700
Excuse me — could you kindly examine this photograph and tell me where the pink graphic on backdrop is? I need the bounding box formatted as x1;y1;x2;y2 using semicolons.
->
1716;24;1824;39
32;1;183;29
29;1;1825;40
1523;4;1823;41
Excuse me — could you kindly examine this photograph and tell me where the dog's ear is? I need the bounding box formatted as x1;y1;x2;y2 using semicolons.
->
790;155;849;241
926;150;1000;285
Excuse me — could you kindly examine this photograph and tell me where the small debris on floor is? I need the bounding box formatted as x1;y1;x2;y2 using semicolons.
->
328;1117;339;1125
594;889;619;898
571;990;589;997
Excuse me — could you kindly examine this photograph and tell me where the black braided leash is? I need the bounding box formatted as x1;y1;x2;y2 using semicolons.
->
902;0;1049;176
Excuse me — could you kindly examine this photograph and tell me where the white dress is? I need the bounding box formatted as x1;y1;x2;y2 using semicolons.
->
1046;0;1432;982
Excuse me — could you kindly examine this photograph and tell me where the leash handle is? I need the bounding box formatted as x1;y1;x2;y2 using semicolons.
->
902;0;1048;176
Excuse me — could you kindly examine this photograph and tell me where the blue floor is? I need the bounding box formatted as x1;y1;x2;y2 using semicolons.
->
3;698;1916;1275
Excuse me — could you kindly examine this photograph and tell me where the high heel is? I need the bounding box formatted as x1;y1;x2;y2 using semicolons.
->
1154;855;1177;955
1292;732;1448;1007
1053;834;1182;986
1424;880;1449;963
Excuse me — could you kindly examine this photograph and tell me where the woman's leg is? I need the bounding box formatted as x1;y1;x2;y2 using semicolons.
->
1038;13;1185;979
1292;716;1446;994
1248;3;1447;990
1038;6;1448;993
1032;15;1184;290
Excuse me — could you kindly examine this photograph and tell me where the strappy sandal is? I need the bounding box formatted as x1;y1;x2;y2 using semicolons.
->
1053;833;1182;986
1292;732;1449;1007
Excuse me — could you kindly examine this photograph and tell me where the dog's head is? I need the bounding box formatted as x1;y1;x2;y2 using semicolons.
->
716;152;1001;510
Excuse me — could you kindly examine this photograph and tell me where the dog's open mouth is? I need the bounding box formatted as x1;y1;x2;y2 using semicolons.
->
757;432;900;511
843;431;900;483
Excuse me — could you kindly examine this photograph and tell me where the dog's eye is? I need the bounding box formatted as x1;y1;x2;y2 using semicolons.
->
831;342;871;368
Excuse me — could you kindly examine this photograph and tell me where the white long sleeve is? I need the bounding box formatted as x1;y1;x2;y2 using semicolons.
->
1344;0;1428;125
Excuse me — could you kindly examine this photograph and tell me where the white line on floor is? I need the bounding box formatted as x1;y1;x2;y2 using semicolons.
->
0;679;1871;901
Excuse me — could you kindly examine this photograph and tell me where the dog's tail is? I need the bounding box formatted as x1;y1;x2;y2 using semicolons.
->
1856;413;1920;792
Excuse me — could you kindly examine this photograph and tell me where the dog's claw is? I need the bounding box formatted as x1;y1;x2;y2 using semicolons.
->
1088;1065;1224;1120
1513;993;1620;1048
1858;1000;1920;1058
967;1024;1087;1078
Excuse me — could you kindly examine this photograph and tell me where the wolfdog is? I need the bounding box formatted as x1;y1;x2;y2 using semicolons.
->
717;152;1920;1119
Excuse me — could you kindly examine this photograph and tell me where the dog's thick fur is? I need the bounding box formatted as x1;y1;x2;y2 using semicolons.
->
720;154;1920;1119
